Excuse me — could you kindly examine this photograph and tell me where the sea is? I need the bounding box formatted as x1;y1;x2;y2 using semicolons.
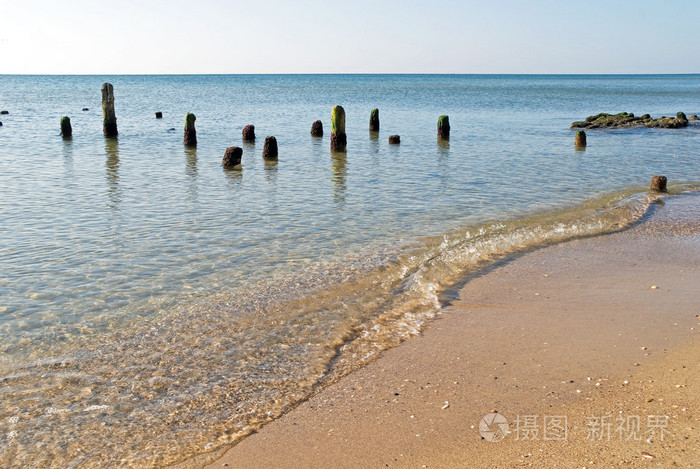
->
0;74;698;467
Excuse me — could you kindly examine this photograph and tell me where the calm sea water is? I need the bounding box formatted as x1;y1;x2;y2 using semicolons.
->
1;74;699;466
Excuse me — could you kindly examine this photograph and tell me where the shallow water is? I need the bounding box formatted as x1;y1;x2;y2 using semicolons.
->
0;75;699;466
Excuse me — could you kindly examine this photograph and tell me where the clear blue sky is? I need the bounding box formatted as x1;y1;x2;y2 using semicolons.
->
1;0;697;74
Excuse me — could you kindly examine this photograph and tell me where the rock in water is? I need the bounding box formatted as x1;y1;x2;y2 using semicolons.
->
650;175;667;192
311;120;323;136
184;113;197;146
242;125;255;142
101;83;118;137
438;115;450;139
0;110;9;115
571;112;689;129
60;116;72;137
262;136;278;160
222;146;242;168
369;108;379;131
331;105;347;151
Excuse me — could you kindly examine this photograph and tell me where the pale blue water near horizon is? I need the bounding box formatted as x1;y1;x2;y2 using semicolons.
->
0;74;699;466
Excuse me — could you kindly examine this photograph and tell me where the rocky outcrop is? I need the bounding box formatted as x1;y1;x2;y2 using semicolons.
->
571;112;688;129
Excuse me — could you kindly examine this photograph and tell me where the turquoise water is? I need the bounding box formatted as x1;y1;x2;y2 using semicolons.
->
0;75;699;466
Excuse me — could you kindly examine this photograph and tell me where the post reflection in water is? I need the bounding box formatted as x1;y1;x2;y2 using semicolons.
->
437;137;450;159
264;159;278;185
185;146;198;201
62;137;74;181
369;130;379;154
330;149;347;205
105;138;120;210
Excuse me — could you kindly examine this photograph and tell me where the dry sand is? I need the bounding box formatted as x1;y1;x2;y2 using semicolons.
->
196;194;699;468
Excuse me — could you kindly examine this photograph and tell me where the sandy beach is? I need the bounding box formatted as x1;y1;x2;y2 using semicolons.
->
182;192;700;468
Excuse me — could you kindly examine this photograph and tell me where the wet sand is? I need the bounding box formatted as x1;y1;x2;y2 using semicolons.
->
197;194;699;468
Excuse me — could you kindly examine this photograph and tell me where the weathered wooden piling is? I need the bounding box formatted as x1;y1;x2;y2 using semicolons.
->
222;146;243;168
155;112;163;119
263;136;278;160
101;83;118;137
242;125;255;142
0;121;3;127
82;108;89;111
369;108;379;132
60;116;72;137
575;129;587;147
388;135;400;144
0;110;8;115
650;175;667;192
184;113;197;146
437;115;450;139
331;105;347;151
311;120;323;136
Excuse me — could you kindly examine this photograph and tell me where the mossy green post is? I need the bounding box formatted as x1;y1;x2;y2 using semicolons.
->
184;113;197;146
369;108;379;131
331;105;347;150
60;116;72;138
101;83;118;137
575;129;587;147
437;115;450;139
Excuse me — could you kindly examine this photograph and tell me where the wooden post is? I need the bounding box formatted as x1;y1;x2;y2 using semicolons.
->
222;146;243;168
101;83;118;137
155;112;163;119
575;130;587;147
388;135;400;144
331;105;347;151
263;136;278;160
311;120;323;136
242;125;255;142
369;108;379;131
650;175;667;192
437;115;450;139
60;116;72;137
184;113;197;146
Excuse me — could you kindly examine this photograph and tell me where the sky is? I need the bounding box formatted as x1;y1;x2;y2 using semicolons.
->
0;0;698;74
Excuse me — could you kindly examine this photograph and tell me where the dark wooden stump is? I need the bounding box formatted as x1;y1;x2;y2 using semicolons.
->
60;116;72;137
263;136;278;160
331;105;347;151
575;130;587;147
437;115;450;139
155;112;163;119
388;135;400;144
242;125;255;141
101;83;118;137
222;146;243;167
184;113;197;146
311;120;323;136
369;108;379;131
650;175;667;192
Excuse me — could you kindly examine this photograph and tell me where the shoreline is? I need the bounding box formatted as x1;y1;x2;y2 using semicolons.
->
194;192;699;468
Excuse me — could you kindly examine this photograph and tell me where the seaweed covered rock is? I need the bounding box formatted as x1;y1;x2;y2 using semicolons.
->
571;112;688;129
